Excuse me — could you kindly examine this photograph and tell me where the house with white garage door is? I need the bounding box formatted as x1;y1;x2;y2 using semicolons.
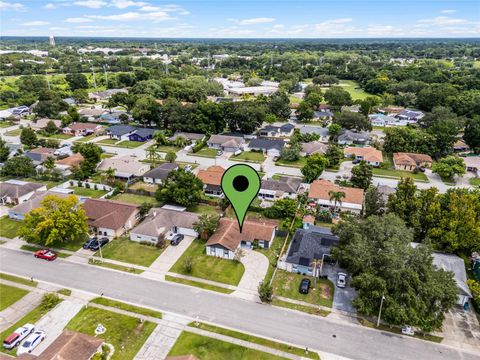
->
130;206;199;244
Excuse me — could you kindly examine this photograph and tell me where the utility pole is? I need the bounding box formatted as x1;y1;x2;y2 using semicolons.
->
377;294;385;327
103;64;108;88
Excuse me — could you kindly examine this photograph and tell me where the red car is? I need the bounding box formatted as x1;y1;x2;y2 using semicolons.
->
34;249;57;261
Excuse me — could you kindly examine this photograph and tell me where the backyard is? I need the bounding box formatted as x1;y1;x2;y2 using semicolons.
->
71;186;108;198
111;192;161;206
170;239;245;286
0;216;22;238
187;203;221;216
230;151;266;163
0;283;28;311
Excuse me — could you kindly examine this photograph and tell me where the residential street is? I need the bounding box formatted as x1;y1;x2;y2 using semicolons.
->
1;248;478;360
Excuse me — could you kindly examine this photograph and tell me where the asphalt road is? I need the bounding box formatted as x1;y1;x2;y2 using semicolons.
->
1;248;478;360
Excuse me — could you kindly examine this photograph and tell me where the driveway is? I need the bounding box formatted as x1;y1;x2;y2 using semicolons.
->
323;264;357;314
441;306;480;351
141;236;195;280
232;249;269;301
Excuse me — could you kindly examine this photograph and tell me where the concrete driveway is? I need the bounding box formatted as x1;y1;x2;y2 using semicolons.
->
441;306;480;352
323;264;357;314
232;249;269;301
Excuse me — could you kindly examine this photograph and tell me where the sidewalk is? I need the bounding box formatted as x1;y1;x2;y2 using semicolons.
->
0;291;43;331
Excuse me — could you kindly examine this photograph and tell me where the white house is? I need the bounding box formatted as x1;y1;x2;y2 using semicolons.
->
308;179;365;214
143;163;178;184
0;180;46;205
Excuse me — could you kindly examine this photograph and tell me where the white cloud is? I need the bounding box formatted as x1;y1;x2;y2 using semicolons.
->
440;10;456;14
88;10;173;22
44;3;56;9
64;17;93;23
0;1;25;10
22;21;50;26
418;16;468;25
110;0;146;9
74;0;107;9
315;18;356;35
229;17;275;25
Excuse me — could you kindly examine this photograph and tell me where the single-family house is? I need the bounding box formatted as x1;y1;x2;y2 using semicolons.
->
299;126;330;142
88;88;128;101
197;166;225;197
337;129;371;146
30;118;62;132
453;140;469;152
207;135;244;152
313;110;334;122
106;125;136;141
99;111;131;125
259;176;302;201
143;163;179;184
97;156;150;180
24;147;56;165
248;138;285;158
168;132;206;144
128;128;156;142
130;207;199;244
369;113;403;127
78;108;107;121
82;198;140;237
55;153;85;169
393;152;433;171
226;86;277;96
0;180;46;205
341;105;360;113
206;218;278;259
258;124;295;138
282;226;339;275
8;190;72;220
378;107;405;116
308;179;364;214
344;146;383;167
395;109;424;122
301;141;328;156
63;122;103;137
463;156;480;175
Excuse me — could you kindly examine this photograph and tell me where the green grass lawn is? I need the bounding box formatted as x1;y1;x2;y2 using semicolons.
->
191;147;217;158
0;216;22;238
288;95;303;104
187;203;220;216
39;133;72;140
95;237;164;267
71;186;108;198
256;236;285;283
272;270;334;308
170;240;245;286
469;177;480;186
101;152;115;158
116;140;144;148
97;139;118;146
4;128;22;136
76;134;98;142
155;145;180;153
0;273;37;287
66;307;156;360
0;283;28;311
230;151;266;163
111;192;160;206
271;299;331;317
168;331;287;360
89;258;144;274
0;121;14;128
372;168;429;182
338;80;372;100
90;297;162;319
188;322;319;359
165;275;234;294
275;157;307;168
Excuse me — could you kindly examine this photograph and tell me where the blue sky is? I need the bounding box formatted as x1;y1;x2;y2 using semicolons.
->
0;0;479;38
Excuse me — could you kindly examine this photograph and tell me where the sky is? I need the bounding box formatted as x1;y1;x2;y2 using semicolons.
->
0;0;479;38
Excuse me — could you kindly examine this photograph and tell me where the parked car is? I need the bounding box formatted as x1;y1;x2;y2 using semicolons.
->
401;326;415;336
352;158;361;164
17;330;45;355
337;272;347;288
3;324;34;350
170;234;185;246
89;237;109;251
233;149;243;156
83;237;98;249
299;278;311;294
34;249;57;261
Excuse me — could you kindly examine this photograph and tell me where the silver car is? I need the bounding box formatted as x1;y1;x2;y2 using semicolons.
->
336;272;347;288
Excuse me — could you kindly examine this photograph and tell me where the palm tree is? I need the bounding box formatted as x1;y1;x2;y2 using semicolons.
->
174;136;188;148
328;190;346;213
103;167;115;185
310;258;323;289
146;146;162;168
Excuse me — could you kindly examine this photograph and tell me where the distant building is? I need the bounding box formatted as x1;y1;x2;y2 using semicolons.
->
258;124;294;138
97;156;150;180
248;138;285;158
207;135;244;152
337;129;371;145
49;35;55;46
301;141;328;156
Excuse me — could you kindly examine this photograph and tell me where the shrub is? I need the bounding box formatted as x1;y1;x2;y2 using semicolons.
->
85;182;90;189
41;293;61;311
183;256;194;273
258;280;273;303
69;180;74;186
94;184;98;190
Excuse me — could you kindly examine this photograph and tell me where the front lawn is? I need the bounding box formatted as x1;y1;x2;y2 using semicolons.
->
0;121;14;128
116;140;144;148
155;145;180;153
101;152;115;159
275;157;307;168
0;283;28;311
90;297;162;319
111;192;160;206
168;331;286;360
95;236;164;267
0;273;37;287
272;270;334;308
97;139;118;145
39;133;72;140
256;236;286;283
170;239;245;286
71;186;108;198
0;216;22;238
66;307;156;360
230;151;266;163
469;177;480;187
372;168;428;182
4;128;22;136
77;134;97;142
191;147;217;158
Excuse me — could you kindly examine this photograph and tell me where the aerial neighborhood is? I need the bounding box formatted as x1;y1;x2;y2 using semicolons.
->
0;12;479;360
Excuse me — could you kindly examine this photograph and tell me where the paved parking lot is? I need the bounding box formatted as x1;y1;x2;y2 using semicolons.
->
323;264;357;314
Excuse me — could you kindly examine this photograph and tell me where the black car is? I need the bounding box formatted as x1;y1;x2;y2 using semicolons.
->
299;278;311;294
170;234;185;246
89;237;109;251
83;237;97;249
352;158;361;164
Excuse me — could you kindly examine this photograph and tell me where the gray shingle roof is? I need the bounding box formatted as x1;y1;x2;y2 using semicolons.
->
286;226;339;266
107;125;136;136
248;138;285;151
261;176;301;193
143;163;179;180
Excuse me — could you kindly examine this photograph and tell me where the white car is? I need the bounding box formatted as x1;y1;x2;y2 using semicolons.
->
336;272;347;288
3;324;34;349
17;330;45;355
401;326;415;336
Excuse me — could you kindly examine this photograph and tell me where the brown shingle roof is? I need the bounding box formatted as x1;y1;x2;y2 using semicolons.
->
132;208;200;238
67;122;101;131
0;181;45;199
301;141;327;155
308;179;364;205
82;198;139;230
55;153;84;167
393;152;433;166
206;217;278;251
344;146;383;163
197;166;225;186
33;330;103;360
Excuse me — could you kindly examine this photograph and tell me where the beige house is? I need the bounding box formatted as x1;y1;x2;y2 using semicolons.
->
97;156;150;180
30;118;62;131
393;152;433;172
344;146;383;167
308;179;364;214
63;122;103;136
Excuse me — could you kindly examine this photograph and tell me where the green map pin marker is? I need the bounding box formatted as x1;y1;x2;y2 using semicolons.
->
221;164;261;232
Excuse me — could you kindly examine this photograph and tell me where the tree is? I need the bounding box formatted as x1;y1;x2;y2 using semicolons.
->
464;116;480;153
333;111;371;131
264;198;297;219
193;214;219;240
139;202;153;218
432;156;466;180
72;142;102;177
258;280;273;303
146;146;162;168
19;195;88;247
324;86;352;110
296;101;314;122
43;156;56;175
72;89;88;103
363;186;385;217
350;161;373;190
0;137;9;162
164;151;177;163
20;127;37;147
225;102;266;134
387;177;421;229
65;73;88;91
132;95;161;127
325;144;343;167
332;214;457;332
280;145;300;162
328;190;345;213
268;92;291;120
156;168;203;207
310;258;323;289
328;123;341;141
44;120;59;135
301;154;329;183
383;127;438;156
1;156;35;177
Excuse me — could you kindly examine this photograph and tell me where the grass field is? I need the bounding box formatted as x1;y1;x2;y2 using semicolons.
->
0;283;28;311
90;297;162;319
469;177;480;186
372;168;429;182
165;275;234;294
155;145;180;153
66;307;156;360
230;151;266;163
89;259;144;274
187;203;220;216
95;237;164;267
191;147;217;158
170;240;245;286
168;331;287;360
71;186;108;198
275;157;307;168
0;121;14;128
4;128;22;136
272;270;334;308
97;139;118;146
39;133;72;140
76;134;97;142
111;192;160;206
116;140;144;148
0;273;37;287
0;216;22;238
